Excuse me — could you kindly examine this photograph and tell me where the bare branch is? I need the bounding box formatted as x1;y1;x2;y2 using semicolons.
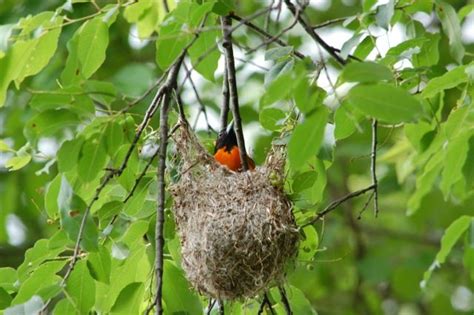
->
282;0;346;65
219;300;225;314
221;15;249;171
279;286;292;315
153;55;185;315
246;7;300;55
230;14;305;60
301;185;376;228
371;119;379;217
123;147;159;203
220;66;230;134
182;62;215;134
258;293;276;315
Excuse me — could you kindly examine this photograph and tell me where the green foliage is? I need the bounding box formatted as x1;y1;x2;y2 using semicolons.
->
0;0;473;314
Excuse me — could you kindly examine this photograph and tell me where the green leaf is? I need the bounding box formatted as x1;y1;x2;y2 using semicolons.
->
57;137;84;172
155;15;192;70
436;2;465;64
375;0;394;29
188;28;219;81
440;132;471;198
10;15;63;87
24;109;79;143
347;83;424;123
111;63;155;98
340;33;363;59
78;137;108;183
66;260;96;314
298;225;319;261
163;260;202;314
123;178;153;217
13;261;65;304
77;17;110;78
415;33;440;67
94;243;150;313
111;242;130;261
353;36;374;60
5;295;44;315
265;58;294;86
407;153;443;215
104;121;124;157
421;64;470;98
339;62;392;83
271;286;317;314
5;154;31;171
293;75;325;114
123;0;164;38
213;0;235;15
292;171;318;193
17;240;66;282
259;107;286;131
97;201;123;225
58;176;98;251
288;107;329;169
87;246;111;284
0;267;17;291
459;4;474;20
422;216;472;287
0;287;12;309
0;139;12;152
334;105;361;140
265;46;293;61
110;282;145;315
45;174;62;219
52;299;76;315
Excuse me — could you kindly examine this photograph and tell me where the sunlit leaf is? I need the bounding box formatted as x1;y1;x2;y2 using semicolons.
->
347;83;424;123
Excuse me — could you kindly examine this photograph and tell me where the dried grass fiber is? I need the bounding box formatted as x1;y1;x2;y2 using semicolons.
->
170;125;299;300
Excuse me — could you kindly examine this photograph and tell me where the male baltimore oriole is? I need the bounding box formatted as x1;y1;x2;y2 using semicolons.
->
214;123;255;172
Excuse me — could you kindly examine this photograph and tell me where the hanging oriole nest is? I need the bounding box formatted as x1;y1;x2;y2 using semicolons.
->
170;124;299;300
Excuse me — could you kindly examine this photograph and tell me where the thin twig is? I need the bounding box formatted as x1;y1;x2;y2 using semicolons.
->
279;286;292;315
221;15;249;171
230;14;305;60
371;119;379;217
258;293;276;315
282;0;346;65
182;62;215;134
301;185;376;228
207;299;217;315
121;73;167;113
123;147;159;203
219;300;225;315
247;7;300;55
220;66;230;134
179;5;280;90
162;0;169;13
357;190;374;220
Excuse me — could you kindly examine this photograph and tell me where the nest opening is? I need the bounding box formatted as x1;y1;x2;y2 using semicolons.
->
170;125;299;300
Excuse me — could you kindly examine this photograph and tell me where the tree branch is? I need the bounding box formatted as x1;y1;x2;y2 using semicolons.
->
220;66;230;134
153;55;184;315
371;119;379;217
258;293;276;315
221;15;249;171
230;13;305;60
279;286;292;315
282;0;346;65
182;62;215;134
301;185;376;228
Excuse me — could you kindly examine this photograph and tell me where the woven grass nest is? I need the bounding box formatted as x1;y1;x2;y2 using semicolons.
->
170;124;299;300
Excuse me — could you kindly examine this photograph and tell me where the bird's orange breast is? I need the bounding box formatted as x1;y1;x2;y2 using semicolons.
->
214;146;255;172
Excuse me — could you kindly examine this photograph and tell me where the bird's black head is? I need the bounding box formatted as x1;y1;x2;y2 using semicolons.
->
214;123;237;153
